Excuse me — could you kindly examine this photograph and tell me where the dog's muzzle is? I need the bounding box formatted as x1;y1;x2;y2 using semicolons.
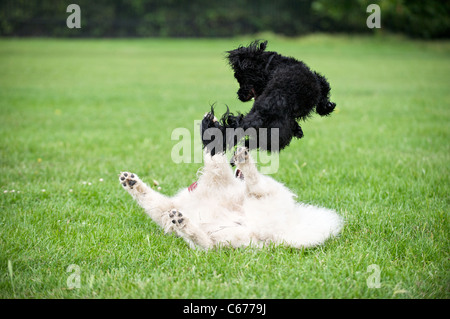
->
238;88;257;102
235;168;244;180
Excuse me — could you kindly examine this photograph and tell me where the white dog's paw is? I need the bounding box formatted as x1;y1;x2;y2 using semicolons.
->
119;172;140;190
169;209;186;229
233;147;249;164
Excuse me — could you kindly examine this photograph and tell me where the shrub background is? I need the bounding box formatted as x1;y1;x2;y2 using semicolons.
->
1;0;449;39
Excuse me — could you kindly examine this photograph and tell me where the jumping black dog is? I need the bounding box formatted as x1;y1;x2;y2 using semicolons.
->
201;40;336;154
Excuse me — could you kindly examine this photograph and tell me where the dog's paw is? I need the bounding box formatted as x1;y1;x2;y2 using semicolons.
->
203;112;218;123
169;209;185;228
233;147;249;164
119;172;140;190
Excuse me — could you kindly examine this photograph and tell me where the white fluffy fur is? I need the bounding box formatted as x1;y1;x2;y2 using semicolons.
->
119;148;343;250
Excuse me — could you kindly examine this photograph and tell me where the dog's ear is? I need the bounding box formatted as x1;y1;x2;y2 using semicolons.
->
247;40;268;54
227;48;252;71
226;40;268;71
254;40;268;53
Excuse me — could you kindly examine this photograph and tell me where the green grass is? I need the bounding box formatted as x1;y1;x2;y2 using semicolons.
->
0;34;449;299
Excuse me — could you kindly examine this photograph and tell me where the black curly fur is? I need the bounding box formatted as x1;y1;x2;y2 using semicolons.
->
201;40;336;154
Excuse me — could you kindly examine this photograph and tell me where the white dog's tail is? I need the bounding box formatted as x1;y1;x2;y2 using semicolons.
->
282;204;344;248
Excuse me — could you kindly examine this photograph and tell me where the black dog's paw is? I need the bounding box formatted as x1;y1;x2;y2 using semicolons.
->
203;111;218;124
201;111;220;135
201;109;226;156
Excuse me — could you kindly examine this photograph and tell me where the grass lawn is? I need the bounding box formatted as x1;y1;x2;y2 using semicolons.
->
0;34;448;299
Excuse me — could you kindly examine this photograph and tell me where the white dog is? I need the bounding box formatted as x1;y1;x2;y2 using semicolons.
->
119;147;343;250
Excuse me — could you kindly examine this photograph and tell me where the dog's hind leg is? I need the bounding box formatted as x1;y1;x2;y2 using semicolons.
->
119;172;174;230
169;209;214;249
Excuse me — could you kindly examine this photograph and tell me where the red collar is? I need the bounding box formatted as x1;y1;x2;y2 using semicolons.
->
188;181;198;192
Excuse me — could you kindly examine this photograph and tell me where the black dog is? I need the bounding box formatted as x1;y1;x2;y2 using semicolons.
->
201;40;336;154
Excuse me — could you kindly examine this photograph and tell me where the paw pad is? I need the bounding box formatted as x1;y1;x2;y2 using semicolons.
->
119;172;139;189
169;209;184;226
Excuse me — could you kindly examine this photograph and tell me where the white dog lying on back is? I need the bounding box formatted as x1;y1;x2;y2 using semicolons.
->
119;147;343;249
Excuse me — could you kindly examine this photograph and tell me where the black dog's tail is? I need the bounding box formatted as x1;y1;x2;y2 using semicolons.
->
314;72;336;116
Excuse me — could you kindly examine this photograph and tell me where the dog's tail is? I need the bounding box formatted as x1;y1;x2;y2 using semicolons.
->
284;204;344;248
314;72;336;116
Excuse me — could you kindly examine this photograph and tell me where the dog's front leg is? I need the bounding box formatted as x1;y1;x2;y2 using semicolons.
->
119;172;174;230
233;147;269;198
197;151;236;188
